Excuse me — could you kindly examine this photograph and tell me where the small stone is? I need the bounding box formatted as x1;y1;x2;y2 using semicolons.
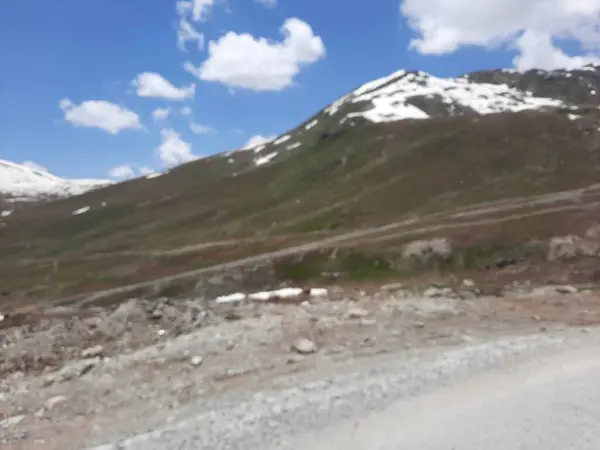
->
347;308;369;319
45;396;68;410
555;285;578;295
292;338;318;354
532;315;542;321
581;328;591;334
189;356;204;367
424;287;444;298
462;279;476;288
0;415;25;428
414;321;426;329
81;345;104;358
43;358;98;386
359;319;377;326
381;282;404;291
287;355;304;364
540;326;548;332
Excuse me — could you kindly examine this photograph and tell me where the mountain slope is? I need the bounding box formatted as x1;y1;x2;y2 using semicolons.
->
0;160;112;203
2;64;600;305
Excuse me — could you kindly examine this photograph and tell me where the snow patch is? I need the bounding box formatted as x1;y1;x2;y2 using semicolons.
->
253;145;266;154
72;206;90;215
305;119;318;130
0;159;112;201
326;71;564;124
1;210;12;218
255;152;278;166
286;142;302;150
215;293;247;304
215;287;328;304
568;114;580;121
273;135;291;146
145;172;161;179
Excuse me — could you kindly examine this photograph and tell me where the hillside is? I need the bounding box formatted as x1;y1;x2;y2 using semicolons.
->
3;65;600;307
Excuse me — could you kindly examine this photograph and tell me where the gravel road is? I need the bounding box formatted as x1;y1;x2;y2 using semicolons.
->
86;329;600;450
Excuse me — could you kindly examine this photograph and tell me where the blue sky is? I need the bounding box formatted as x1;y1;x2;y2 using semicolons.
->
1;0;598;179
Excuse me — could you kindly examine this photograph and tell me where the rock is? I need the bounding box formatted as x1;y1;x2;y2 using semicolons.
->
81;345;104;358
424;286;453;298
0;415;25;428
462;279;476;288
151;308;164;320
381;282;404;291
287;355;304;365
359;319;377;326
414;321;426;329
292;338;318;355
189;356;204;367
555;285;578;295
43;358;98;386
45;396;68;410
347;308;369;319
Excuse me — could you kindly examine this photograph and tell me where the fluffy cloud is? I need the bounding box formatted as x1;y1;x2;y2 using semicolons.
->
22;161;48;173
59;99;142;134
400;0;600;70
177;0;216;22
156;128;196;167
109;165;135;179
132;72;195;101
152;107;170;121
139;166;156;175
242;134;276;150
190;121;214;134
184;18;326;91
180;106;193;116
178;19;204;51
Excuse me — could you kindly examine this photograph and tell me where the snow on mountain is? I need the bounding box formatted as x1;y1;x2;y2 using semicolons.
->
0;159;113;201
325;70;565;123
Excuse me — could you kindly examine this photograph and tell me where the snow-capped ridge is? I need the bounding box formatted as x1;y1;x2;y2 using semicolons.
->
0;160;113;201
325;69;565;123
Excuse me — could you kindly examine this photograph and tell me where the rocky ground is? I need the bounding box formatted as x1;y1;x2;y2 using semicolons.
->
1;280;600;449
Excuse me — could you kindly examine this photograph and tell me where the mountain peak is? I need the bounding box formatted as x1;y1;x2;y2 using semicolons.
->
0;159;112;202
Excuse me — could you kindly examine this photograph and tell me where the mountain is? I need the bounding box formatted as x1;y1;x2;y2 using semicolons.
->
236;65;599;166
3;64;600;306
0;159;112;204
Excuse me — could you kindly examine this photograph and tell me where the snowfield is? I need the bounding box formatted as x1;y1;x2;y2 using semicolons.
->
0;159;112;200
326;70;565;122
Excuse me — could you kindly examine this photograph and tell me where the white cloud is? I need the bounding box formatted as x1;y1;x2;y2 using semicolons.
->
514;30;600;70
152;107;170;121
59;98;142;134
184;18;326;91
242;134;276;150
180;106;193;116
109;165;135;179
132;72;196;101
178;19;204;51
177;0;216;22
400;0;600;70
139;166;155;175
22;161;48;173
156;128;197;167
190;121;214;134
255;0;277;8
